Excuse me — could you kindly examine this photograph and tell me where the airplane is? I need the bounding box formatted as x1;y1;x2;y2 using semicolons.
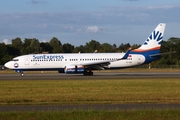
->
5;23;166;76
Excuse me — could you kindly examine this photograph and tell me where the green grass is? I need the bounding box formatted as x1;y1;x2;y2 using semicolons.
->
1;78;180;119
0;78;180;105
0;110;180;120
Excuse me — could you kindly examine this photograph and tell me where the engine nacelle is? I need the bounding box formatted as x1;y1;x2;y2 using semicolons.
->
64;65;84;74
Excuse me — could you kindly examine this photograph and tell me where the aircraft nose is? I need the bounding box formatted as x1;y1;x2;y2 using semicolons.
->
4;62;12;69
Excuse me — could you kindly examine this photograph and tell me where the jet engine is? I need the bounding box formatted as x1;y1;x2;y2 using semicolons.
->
64;65;84;74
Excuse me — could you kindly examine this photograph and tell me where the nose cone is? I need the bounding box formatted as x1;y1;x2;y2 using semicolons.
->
4;62;12;69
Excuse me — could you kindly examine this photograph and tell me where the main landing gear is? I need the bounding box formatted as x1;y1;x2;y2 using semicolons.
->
83;69;93;76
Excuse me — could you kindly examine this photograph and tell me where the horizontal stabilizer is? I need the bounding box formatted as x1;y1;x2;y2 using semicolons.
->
149;51;176;58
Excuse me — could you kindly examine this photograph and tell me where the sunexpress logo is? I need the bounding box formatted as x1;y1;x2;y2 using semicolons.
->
144;30;163;45
33;55;64;60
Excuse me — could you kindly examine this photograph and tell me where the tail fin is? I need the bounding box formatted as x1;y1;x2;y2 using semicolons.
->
133;23;166;53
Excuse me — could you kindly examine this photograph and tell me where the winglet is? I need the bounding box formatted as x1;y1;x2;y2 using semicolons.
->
94;50;98;53
119;47;132;60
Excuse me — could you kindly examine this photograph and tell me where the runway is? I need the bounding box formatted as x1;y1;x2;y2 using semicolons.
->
0;72;180;112
1;104;180;112
0;72;180;80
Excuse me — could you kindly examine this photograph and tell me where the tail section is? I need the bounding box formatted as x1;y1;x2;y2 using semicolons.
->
132;23;166;53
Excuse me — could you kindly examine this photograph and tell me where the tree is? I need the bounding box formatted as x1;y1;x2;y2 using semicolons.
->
29;38;41;53
40;42;53;53
85;40;100;53
49;37;63;53
7;45;19;56
12;37;22;46
112;44;117;51
73;45;86;53
22;38;33;54
63;43;74;53
0;43;8;64
11;37;23;55
99;43;114;52
165;38;180;65
131;44;140;49
0;43;7;58
118;43;131;52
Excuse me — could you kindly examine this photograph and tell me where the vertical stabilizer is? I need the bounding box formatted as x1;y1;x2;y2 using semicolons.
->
133;23;166;52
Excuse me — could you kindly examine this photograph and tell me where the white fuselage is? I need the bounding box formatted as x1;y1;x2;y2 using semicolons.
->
5;53;145;70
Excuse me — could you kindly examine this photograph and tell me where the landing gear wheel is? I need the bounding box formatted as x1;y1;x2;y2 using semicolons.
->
83;71;88;76
88;71;93;76
21;73;24;77
20;71;24;77
83;70;93;76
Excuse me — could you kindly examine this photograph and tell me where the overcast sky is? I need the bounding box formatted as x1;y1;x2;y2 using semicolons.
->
0;0;180;46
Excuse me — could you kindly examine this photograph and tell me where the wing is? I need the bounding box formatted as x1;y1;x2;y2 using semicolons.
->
80;49;131;70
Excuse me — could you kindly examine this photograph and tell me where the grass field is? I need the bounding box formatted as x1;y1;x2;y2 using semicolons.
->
0;76;180;119
0;78;180;105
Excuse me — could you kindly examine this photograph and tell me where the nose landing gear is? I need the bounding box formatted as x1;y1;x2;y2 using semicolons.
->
15;70;24;77
20;71;24;77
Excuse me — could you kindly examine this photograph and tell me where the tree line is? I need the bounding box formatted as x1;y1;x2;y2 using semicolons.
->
0;37;179;66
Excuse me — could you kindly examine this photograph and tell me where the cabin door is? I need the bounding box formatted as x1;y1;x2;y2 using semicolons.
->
25;57;30;65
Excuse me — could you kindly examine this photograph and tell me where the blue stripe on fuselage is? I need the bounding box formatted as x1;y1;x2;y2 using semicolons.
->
130;49;161;64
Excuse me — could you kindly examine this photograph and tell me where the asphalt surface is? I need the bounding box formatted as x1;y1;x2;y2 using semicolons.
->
0;72;180;112
1;104;180;112
0;72;180;80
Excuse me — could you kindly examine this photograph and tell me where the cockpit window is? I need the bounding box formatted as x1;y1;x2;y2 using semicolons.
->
13;59;19;61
